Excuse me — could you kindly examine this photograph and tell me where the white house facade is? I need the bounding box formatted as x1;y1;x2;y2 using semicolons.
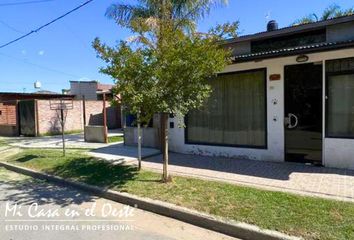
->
166;16;354;170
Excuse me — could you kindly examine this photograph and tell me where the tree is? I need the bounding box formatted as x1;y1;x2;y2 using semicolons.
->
94;0;237;182
293;4;354;25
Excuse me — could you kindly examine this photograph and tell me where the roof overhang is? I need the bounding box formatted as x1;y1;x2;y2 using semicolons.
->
232;40;354;63
0;92;75;100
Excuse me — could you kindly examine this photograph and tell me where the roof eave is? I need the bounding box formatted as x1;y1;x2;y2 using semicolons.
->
232;42;354;63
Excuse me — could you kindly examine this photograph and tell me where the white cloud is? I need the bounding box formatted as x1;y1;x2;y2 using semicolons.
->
38;50;45;56
21;50;27;55
265;11;272;21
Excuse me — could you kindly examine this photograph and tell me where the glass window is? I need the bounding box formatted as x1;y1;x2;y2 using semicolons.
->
186;69;267;148
327;74;354;138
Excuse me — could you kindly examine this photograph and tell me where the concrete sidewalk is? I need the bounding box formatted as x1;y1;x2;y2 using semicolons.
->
137;153;354;202
89;143;161;162
4;134;115;149
3;129;124;150
5;132;353;202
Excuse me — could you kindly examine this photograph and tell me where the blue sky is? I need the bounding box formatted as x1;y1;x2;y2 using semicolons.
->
0;0;353;93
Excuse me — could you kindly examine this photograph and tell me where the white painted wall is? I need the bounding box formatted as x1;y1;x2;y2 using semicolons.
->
324;138;354;169
168;48;354;169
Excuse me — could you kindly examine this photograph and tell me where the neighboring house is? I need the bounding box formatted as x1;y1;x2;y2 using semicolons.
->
0;92;74;136
69;80;115;100
0;90;121;137
128;15;354;170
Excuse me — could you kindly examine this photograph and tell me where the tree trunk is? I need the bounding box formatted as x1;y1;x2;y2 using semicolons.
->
161;113;171;182
137;111;142;170
60;109;66;157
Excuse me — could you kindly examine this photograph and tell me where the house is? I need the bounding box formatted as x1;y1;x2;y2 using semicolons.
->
0;92;74;136
128;15;354;170
0;90;121;137
68;80;115;100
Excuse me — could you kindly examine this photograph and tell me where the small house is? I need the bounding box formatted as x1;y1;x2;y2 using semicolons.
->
158;15;354;170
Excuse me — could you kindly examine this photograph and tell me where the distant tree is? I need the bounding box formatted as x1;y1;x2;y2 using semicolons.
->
293;4;354;25
94;0;237;182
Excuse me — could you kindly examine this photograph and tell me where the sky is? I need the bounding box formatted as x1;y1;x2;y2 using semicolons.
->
0;0;353;93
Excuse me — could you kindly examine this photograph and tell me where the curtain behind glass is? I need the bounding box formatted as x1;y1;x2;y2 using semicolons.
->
187;69;266;147
327;74;354;137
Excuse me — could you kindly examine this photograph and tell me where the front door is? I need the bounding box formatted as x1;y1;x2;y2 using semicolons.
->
18;100;36;136
284;63;323;165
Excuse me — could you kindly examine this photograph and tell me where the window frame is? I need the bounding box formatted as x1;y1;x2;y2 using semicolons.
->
325;69;354;139
184;68;268;149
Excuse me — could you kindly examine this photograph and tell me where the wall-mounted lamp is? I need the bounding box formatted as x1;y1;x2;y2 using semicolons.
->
296;55;309;63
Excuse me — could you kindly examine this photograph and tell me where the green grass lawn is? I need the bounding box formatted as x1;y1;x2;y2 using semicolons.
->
108;135;124;143
4;148;354;240
0;139;7;147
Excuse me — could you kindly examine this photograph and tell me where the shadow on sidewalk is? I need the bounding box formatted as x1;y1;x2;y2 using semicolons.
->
143;152;354;181
0;178;97;207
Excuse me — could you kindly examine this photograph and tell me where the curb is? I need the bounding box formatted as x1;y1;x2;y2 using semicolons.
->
0;161;301;240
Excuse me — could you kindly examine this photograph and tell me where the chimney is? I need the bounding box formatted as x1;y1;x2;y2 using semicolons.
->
267;20;278;31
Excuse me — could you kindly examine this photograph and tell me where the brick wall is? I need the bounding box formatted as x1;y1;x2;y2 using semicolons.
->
36;100;121;135
0;102;17;125
0;101;18;136
36;100;83;135
84;100;121;129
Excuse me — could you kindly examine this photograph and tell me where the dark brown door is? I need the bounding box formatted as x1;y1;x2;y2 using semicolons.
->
284;63;323;165
18;100;36;136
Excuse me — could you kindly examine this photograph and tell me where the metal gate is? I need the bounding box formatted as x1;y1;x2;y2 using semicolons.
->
18;100;36;136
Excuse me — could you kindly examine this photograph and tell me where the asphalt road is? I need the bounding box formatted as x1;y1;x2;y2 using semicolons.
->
0;167;237;240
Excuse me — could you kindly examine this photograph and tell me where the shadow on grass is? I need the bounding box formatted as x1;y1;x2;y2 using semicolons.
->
47;157;139;190
15;155;38;163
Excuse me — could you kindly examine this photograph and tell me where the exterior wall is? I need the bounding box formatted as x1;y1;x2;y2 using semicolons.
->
227;41;251;56
0;125;17;136
324;139;354;169
124;114;161;149
227;21;354;57
36;100;83;135
70;81;98;100
84;101;121;129
0;101;18;136
327;21;354;42
84;126;107;143
168;48;354;169
0;102;16;125
124;127;159;148
36;100;120;135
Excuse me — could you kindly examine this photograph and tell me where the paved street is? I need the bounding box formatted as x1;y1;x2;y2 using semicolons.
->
0;167;235;240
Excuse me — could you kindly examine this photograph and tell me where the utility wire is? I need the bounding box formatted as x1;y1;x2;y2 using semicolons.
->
0;0;94;49
0;52;81;78
0;0;55;7
0;19;24;34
